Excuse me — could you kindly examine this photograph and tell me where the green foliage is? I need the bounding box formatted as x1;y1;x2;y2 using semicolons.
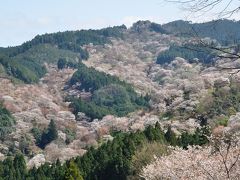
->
64;160;83;180
69;62;149;120
12;44;80;64
32;120;58;149
31;127;42;145
57;58;67;69
0;25;126;83
47;120;58;140
196;83;240;122
211;84;240;117
0;124;210;180
164;126;177;146
70;98;110;120
13;154;27;179
216;116;229;127
163;19;240;45
131;21;167;34
70;93;148;120
178;126;210;149
70;62;134;92
0;64;5;74
149;22;168;33
64;128;76;145
1;25;125;58
0;103;15;140
18;136;31;155
72;124;167;180
156;44;217;65
0;44;82;83
130;141;168;177
161;110;174;120
93;84;131;106
92;84;137;116
0;154;27;180
0;56;47;83
144;122;165;143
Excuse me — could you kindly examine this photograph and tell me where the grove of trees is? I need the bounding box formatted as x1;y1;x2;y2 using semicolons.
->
156;44;217;65
31;120;58;149
0;123;209;180
0;25;127;83
0;103;15;140
69;62;150;120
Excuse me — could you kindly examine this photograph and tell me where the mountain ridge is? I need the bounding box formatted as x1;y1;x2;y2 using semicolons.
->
0;18;240;179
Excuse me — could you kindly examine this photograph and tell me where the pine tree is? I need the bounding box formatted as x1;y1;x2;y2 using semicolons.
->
165;126;177;146
52;159;66;180
39;120;58;148
57;58;67;69
64;160;83;180
3;157;15;179
145;126;155;141
154;122;165;142
48;119;58;142
13;154;27;180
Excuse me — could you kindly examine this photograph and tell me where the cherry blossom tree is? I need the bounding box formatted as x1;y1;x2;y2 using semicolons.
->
141;130;240;179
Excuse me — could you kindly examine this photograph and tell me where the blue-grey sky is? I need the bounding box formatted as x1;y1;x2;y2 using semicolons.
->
1;0;239;47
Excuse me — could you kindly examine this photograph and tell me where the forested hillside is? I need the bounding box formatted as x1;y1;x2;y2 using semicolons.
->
0;25;126;83
156;44;217;65
68;62;149;119
163;19;240;45
0;103;15;140
0;123;209;180
0;20;239;83
0;19;240;179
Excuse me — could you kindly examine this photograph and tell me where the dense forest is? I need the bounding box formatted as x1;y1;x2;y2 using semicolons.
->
0;55;47;83
0;25;126;58
68;62;150;120
162;19;240;45
0;104;15;141
156;44;217;65
131;20;167;34
0;123;209;180
130;20;240;45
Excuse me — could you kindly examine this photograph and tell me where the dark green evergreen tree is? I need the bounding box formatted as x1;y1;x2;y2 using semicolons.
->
48;120;58;142
57;58;67;69
145;126;155;141
154;122;166;143
165;126;177;146
65;160;83;180
39;120;58;149
13;154;27;180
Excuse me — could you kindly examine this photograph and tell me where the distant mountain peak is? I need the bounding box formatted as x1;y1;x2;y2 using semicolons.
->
131;20;167;34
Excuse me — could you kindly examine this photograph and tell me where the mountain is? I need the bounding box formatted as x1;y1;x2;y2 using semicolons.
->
0;25;126;83
162;19;240;45
0;19;240;179
1;19;239;84
1;19;240;83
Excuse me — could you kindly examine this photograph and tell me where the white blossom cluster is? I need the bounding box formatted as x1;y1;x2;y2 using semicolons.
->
141;131;240;180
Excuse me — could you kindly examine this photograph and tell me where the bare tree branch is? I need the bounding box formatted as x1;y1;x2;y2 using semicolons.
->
165;0;239;18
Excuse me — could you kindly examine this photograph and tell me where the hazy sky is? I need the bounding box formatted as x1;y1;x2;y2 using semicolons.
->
1;0;239;47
